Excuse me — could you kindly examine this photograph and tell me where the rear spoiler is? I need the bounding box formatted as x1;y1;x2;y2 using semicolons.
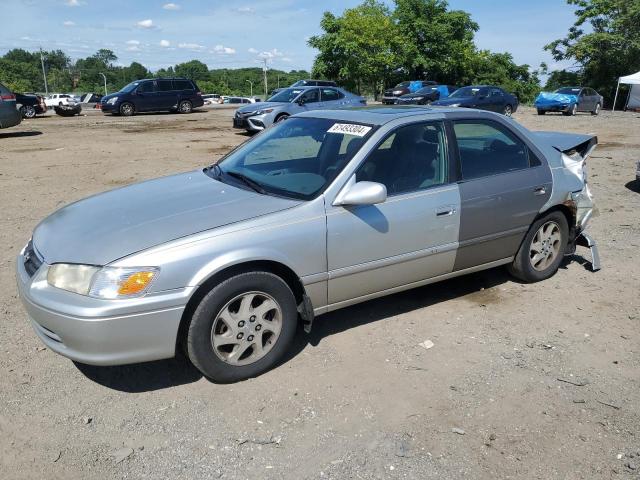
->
532;131;597;160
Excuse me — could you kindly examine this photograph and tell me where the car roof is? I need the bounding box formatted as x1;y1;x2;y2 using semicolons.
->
295;105;488;126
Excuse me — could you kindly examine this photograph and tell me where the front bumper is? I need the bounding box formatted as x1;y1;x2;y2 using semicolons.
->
100;102;118;113
381;96;399;105
536;104;572;112
233;112;270;132
16;245;192;366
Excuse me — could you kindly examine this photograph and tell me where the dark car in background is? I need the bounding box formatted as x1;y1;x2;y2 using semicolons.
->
15;93;47;118
291;79;337;87
534;87;603;116
396;85;458;105
382;80;437;104
432;85;518;116
100;78;204;116
0;82;21;129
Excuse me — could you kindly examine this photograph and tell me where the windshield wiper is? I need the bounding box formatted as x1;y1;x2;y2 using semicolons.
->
226;170;268;194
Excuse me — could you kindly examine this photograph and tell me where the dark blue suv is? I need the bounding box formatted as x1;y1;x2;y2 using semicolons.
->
101;78;204;116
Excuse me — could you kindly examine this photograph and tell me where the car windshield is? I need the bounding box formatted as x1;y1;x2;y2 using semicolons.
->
415;86;438;94
449;87;484;98
209;117;375;200
267;88;305;103
394;82;410;88
120;81;141;93
555;87;581;94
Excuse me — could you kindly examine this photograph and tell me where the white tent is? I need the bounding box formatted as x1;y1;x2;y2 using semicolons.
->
613;71;640;111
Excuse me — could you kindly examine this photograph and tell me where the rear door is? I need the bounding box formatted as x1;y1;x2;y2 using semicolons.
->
451;119;552;270
155;79;176;110
320;88;345;108
326;121;460;306
488;88;506;112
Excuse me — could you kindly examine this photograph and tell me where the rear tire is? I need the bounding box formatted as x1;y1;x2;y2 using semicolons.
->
119;102;135;116
537;109;546;115
508;211;568;283
21;105;36;118
186;272;298;383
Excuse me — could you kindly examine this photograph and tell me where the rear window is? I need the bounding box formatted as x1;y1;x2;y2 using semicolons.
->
174;79;193;90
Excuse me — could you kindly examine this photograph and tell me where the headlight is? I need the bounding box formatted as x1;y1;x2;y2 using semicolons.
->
413;96;424;100
449;103;461;107
393;90;403;95
106;97;118;105
47;264;158;299
254;108;274;115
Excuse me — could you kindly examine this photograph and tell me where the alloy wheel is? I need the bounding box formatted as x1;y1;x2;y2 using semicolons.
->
210;291;282;366
529;221;562;271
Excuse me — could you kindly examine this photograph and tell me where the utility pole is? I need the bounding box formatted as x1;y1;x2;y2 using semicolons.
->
246;79;253;97
262;58;268;98
40;48;48;95
99;73;107;95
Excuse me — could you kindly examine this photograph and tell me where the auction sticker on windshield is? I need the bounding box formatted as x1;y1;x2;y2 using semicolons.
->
327;123;372;137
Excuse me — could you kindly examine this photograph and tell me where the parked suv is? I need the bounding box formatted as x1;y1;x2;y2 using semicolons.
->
0;82;21;129
15;93;47;118
100;78;204;116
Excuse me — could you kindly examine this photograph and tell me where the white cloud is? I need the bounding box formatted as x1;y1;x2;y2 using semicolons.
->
159;39;170;48
162;3;180;10
213;44;236;55
65;0;84;6
136;19;155;29
248;47;258;54
236;6;255;14
126;45;141;52
63;20;76;26
258;48;284;60
126;40;140;45
178;42;205;50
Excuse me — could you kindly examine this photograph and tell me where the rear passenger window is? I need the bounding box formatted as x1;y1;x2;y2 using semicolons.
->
173;80;192;90
356;122;448;195
157;80;174;92
453;121;530;180
321;88;343;101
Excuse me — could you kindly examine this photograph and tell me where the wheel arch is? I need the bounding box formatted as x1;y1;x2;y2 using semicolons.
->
175;259;307;354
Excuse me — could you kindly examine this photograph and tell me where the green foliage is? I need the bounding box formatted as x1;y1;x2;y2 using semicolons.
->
0;48;308;97
544;70;581;90
545;0;640;107
309;0;541;101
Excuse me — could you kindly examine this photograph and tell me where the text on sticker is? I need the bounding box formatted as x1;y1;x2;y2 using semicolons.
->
327;123;372;137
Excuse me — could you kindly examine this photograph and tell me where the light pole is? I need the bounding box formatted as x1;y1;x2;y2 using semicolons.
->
98;73;107;96
39;48;48;95
245;79;253;98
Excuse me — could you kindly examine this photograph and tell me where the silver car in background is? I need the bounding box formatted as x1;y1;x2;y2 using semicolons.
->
233;86;366;132
17;106;598;383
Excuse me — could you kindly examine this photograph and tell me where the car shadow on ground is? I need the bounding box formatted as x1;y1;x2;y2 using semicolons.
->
0;130;42;139
625;180;640;193
76;266;513;392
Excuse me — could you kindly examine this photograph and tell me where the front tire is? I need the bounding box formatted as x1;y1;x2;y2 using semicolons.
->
503;104;513;116
537;109;546;115
119;102;135;116
591;103;601;115
508;211;568;283
178;100;193;114
186;272;298;383
274;113;289;123
564;103;577;116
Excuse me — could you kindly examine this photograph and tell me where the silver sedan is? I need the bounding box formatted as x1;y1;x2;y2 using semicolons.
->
17;106;599;382
233;86;366;132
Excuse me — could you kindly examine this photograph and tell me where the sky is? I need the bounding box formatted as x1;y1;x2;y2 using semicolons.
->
2;0;578;73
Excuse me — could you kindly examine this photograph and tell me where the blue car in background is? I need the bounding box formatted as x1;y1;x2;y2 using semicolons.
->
396;84;458;105
535;87;603;116
432;85;519;116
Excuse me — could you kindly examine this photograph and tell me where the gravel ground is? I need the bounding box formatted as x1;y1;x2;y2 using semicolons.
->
1;105;639;480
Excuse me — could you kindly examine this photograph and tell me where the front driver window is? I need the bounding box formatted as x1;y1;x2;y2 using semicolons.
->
138;81;155;93
356;122;448;195
301;89;320;104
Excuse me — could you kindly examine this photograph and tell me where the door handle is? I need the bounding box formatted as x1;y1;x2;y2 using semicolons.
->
533;186;546;196
436;205;457;216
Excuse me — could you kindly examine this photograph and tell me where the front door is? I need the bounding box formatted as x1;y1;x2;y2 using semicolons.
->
326;121;460;306
451;119;552;270
135;80;156;111
155;79;176;110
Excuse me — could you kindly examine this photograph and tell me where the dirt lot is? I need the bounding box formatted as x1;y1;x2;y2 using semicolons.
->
1;105;639;480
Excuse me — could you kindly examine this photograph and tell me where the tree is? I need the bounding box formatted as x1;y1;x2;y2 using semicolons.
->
393;0;478;83
174;60;209;80
309;0;402;96
545;0;640;107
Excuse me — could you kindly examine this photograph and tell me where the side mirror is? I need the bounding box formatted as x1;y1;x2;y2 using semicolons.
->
335;181;387;206
297;97;306;106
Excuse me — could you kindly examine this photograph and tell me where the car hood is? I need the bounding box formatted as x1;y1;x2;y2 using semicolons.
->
237;101;286;113
32;170;301;265
100;92;119;103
